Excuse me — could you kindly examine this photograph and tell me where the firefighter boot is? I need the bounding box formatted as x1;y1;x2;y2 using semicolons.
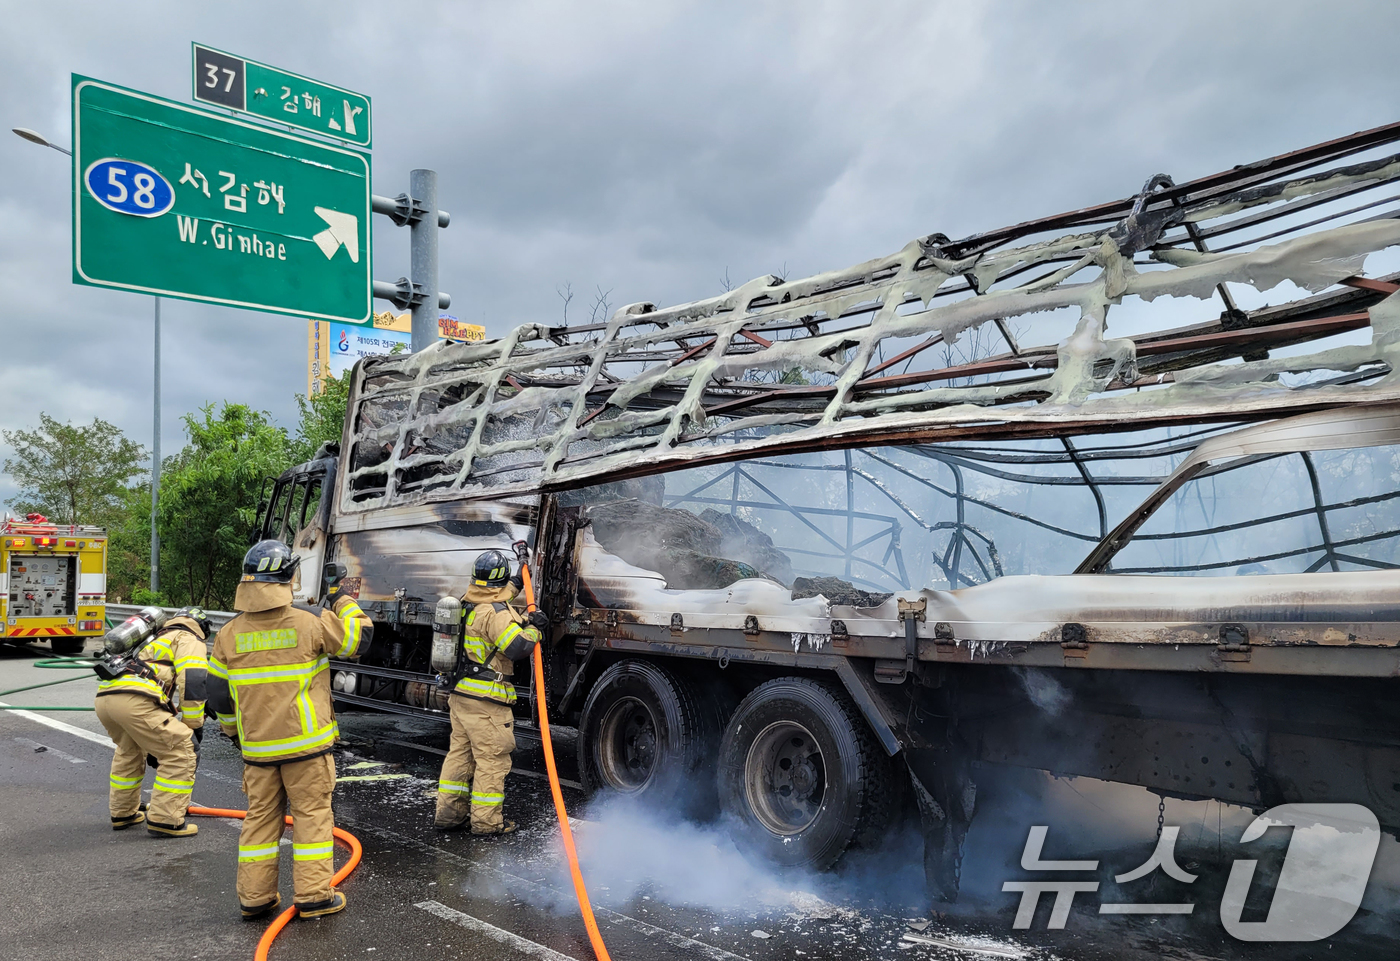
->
112;803;148;830
298;890;347;919
472;819;519;837
241;894;282;921
147;819;199;838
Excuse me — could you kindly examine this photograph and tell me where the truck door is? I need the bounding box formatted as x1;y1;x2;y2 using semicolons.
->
261;464;335;603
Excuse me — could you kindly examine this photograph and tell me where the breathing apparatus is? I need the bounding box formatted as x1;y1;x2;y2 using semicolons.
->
431;595;464;689
431;543;544;691
93;606;169;681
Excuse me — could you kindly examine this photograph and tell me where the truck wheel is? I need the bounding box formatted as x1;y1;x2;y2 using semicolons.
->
51;638;85;656
718;677;892;870
577;659;723;817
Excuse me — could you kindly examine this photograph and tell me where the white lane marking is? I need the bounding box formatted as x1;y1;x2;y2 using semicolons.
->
13;736;88;763
416;900;581;961
349;821;752;961
0;700;114;749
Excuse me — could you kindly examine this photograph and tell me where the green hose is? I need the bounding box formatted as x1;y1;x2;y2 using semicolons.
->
33;657;100;669
1;654;100;711
0;675;94;698
0;705;95;711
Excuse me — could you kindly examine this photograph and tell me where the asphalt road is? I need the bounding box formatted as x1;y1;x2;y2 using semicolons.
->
2;638;1397;961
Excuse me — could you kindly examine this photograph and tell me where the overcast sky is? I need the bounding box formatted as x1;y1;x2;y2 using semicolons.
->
3;0;1399;508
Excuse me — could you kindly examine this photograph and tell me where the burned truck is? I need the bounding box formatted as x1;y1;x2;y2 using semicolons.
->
257;122;1400;896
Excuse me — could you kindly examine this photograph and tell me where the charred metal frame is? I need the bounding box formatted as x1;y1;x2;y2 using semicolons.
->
341;122;1400;514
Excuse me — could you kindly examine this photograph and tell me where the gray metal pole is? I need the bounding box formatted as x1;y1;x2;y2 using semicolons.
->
409;168;439;353
150;296;160;594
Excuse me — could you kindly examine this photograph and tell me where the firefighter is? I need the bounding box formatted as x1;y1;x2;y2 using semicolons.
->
94;606;211;836
207;540;373;921
434;549;546;835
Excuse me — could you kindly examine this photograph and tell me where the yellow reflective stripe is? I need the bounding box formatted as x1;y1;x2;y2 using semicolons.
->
239;723;338;758
239;844;280;862
97;675;165;697
453;676;515;702
292;842;334;861
497;623;523;644
296;689;316;734
110;773;143;788
154;775;194;795
227;656;328;682
438;779;471;794
181;703;204;719
471;791;504;806
173;654;206;670
336;602;365;657
207;657;228;679
145;639;173;661
462;633;488;660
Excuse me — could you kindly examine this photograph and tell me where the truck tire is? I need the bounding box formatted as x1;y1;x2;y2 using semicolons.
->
51;637;85;656
718;676;894;870
577;659;723;817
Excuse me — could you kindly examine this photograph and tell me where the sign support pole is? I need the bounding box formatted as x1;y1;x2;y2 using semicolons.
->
151;295;160;594
409;168;439;353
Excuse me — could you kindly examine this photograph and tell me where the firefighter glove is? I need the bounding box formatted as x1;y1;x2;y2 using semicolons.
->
528;610;549;630
323;561;348;597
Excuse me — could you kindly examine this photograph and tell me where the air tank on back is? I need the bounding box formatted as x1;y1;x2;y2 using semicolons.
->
430;595;462;674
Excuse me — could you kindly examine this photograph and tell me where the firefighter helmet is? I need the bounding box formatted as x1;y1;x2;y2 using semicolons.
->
473;550;511;588
173;606;212;639
242;539;299;584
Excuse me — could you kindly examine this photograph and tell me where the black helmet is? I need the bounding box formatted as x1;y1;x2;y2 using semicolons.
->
173;606;212;639
243;539;299;584
473;550;511;588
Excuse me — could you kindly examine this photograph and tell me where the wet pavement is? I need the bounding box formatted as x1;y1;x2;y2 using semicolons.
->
2;639;1396;961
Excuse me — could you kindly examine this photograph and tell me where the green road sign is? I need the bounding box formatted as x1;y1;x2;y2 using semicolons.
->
192;44;372;148
72;75;372;324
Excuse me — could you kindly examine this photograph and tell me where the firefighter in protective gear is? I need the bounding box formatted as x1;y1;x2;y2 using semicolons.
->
94;606;211;837
207;540;373;921
434;549;545;835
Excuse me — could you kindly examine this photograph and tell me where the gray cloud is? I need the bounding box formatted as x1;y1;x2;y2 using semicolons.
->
3;0;1399;507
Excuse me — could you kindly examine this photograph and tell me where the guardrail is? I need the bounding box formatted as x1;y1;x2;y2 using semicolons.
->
107;603;237;632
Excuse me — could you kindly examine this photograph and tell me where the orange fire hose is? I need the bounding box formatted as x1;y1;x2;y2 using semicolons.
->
521;558;614;961
187;806;363;961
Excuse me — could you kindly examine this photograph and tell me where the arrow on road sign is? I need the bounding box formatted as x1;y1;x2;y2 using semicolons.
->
313;207;360;263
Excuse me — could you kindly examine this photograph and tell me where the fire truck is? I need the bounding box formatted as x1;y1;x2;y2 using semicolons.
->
1;514;108;655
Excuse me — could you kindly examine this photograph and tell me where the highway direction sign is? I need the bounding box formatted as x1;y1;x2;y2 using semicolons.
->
72;75;372;324
192;44;372;148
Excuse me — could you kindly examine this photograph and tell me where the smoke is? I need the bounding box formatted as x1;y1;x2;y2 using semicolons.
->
1013;666;1070;716
514;794;926;919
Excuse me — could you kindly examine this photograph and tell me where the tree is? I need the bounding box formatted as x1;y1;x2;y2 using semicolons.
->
105;481;155;604
2;413;146;526
292;369;351;464
156;403;293;609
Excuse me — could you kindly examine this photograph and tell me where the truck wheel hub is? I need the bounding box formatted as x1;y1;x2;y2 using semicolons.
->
597;696;659;791
745;721;826;835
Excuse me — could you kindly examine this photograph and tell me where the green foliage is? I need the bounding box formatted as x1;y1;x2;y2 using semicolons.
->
2;413;146;526
130;587;169;607
156;403;293;610
291;369;351;464
105;481;154;603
